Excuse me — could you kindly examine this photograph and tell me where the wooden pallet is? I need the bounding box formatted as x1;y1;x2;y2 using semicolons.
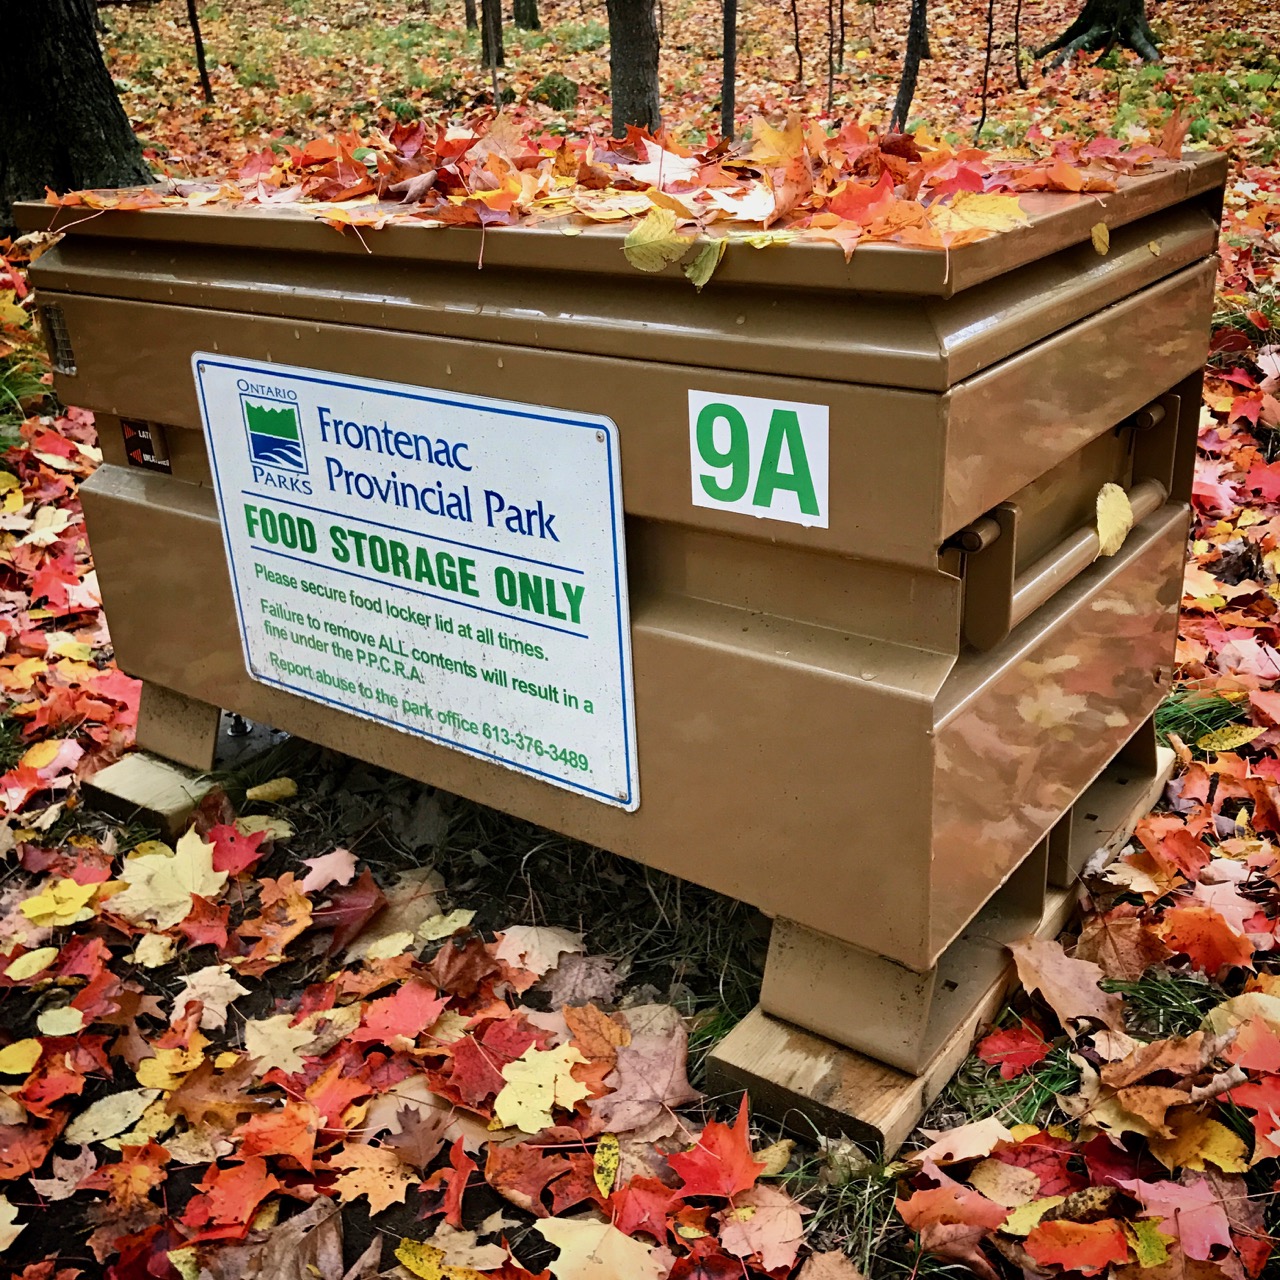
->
706;746;1174;1154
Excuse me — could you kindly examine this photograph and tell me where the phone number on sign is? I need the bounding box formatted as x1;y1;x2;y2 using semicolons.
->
481;723;591;772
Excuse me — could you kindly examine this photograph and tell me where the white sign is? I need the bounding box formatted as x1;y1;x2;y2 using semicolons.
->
193;355;638;811
688;390;829;528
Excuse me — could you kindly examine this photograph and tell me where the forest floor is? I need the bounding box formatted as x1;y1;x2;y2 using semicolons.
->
1;0;1280;1276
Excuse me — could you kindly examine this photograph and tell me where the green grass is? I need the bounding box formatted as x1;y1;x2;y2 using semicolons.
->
1102;970;1223;1037
0;357;46;428
1154;688;1246;746
938;1044;1081;1128
0;716;25;773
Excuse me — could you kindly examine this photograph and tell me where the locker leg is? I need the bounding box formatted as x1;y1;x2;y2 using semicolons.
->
134;681;222;773
760;841;1048;1075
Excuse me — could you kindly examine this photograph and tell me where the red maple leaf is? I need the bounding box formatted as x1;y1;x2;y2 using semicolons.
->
483;1141;569;1217
975;1023;1050;1080
312;868;386;953
439;1034;507;1110
420;1136;478;1227
668;1097;765;1199
207;823;266;875
233;1101;320;1171
611;1174;680;1240
1024;1219;1130;1275
176;894;231;950
1157;904;1256;977
351;980;448;1045
183;1157;281;1227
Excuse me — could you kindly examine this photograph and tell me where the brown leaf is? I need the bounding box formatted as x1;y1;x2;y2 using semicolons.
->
1076;905;1170;982
1009;938;1125;1037
564;1003;631;1066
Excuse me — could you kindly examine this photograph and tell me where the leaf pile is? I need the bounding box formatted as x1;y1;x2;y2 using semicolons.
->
50;112;1196;276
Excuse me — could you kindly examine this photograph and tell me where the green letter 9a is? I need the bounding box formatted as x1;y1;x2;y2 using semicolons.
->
695;402;750;502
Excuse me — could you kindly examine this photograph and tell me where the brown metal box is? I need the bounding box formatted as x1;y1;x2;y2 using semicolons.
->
19;152;1224;1071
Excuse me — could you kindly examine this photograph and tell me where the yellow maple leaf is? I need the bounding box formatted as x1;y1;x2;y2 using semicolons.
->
928;191;1029;237
1091;221;1111;255
494;1044;589;1133
20;877;99;927
1148;1108;1248;1173
623;207;695;273
395;1239;487;1280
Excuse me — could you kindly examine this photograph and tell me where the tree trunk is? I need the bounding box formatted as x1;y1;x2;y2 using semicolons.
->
1034;0;1159;66
464;0;478;29
481;0;504;67
187;0;215;103
605;0;661;135
789;0;803;85
720;0;737;141
513;0;540;29
889;0;927;132
0;0;150;232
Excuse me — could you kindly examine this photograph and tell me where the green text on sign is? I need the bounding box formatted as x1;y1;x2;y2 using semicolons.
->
687;390;829;528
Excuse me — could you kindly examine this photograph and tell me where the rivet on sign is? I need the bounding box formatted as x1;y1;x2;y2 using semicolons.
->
498;358;504;368
735;315;746;325
596;431;605;443
445;365;452;375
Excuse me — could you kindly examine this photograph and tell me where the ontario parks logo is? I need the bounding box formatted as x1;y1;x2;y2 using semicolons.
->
242;395;307;473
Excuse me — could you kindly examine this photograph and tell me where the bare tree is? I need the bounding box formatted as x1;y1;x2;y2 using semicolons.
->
721;0;737;140
1;0;150;232
1035;0;1159;66
187;0;214;103
889;0;927;132
481;0;504;67
789;0;803;85
605;0;661;134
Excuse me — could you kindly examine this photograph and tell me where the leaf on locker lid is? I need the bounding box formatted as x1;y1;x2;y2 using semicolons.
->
534;1215;666;1280
1009;937;1125;1037
927;191;1028;235
623;208;696;273
1096;482;1133;557
1091;222;1111;255
684;238;727;291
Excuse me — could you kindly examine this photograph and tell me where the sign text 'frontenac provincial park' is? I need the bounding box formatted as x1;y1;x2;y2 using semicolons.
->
193;355;639;810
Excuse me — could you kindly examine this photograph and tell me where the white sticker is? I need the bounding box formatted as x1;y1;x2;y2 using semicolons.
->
193;354;639;811
688;390;829;528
